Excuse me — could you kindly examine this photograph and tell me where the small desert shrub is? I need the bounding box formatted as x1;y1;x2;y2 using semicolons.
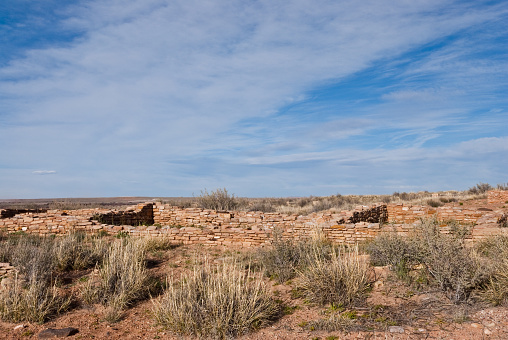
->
365;232;420;281
258;229;333;283
198;188;238;211
153;259;280;339
297;245;370;307
368;218;491;303
426;199;444;207
258;231;306;283
81;239;153;322
0;235;70;323
248;201;276;213
482;259;508;306
468;182;493;195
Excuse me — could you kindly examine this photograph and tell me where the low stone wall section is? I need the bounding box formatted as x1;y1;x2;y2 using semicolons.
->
488;190;508;204
0;192;507;246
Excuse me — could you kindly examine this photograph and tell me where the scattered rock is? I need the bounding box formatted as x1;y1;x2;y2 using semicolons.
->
484;322;495;328
37;327;79;338
389;326;404;333
470;323;482;328
484;328;493;335
14;324;26;331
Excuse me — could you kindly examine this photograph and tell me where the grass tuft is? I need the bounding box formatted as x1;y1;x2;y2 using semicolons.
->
153;258;280;339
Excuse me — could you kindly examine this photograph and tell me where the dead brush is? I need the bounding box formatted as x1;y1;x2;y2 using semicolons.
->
81;238;153;322
297;244;370;307
153;258;280;339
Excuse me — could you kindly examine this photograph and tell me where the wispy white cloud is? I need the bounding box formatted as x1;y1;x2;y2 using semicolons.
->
32;170;57;175
0;0;507;197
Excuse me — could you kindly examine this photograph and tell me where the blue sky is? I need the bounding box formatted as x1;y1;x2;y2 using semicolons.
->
1;0;507;198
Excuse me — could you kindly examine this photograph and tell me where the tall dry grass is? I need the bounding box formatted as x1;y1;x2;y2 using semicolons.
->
153;259;280;339
81;238;153;322
297;244;370;307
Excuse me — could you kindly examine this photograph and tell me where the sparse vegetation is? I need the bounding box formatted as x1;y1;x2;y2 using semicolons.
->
1;185;508;337
153;259;280;339
0;235;71;323
366;218;492;303
197;188;239;211
81;238;154;322
297;245;370;307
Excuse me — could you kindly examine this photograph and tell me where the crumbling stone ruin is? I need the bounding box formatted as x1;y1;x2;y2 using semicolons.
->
0;191;507;247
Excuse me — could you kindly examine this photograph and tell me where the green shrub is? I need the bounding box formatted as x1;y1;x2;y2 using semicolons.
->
153;259;280;339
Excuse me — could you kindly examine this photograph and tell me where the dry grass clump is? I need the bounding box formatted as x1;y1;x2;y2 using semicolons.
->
0;235;71;323
81;239;153;322
0;275;71;323
141;235;179;253
476;236;508;306
153;259;280;339
54;232;108;271
297;245;370;307
306;311;357;332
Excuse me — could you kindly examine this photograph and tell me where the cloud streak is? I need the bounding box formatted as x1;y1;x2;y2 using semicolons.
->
0;0;507;198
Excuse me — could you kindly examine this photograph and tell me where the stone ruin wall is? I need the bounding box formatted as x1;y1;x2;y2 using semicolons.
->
488;190;508;204
0;190;507;247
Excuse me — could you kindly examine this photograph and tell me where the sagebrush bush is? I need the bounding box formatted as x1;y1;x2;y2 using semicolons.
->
198;188;238;211
367;218;491;303
81;239;153;322
257;230;306;283
153;259;280;339
297;245;370;307
366;232;420;280
258;229;333;283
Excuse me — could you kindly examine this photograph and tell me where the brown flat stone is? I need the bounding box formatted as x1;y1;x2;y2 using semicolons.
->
38;327;78;338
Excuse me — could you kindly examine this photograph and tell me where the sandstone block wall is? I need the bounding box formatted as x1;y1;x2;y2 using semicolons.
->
387;204;484;224
1;191;507;246
488;190;508;204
